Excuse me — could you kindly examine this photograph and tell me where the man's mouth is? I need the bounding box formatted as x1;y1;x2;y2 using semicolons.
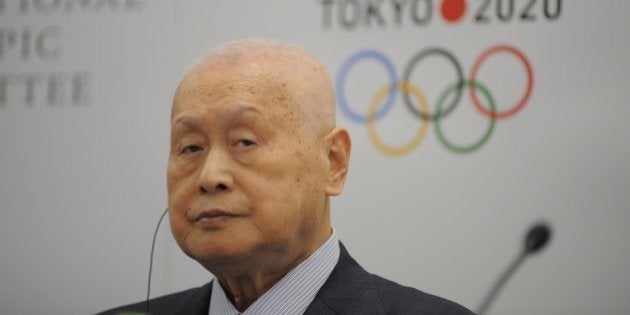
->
194;209;239;228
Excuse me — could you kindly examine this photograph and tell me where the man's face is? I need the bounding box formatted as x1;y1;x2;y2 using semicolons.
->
167;61;331;269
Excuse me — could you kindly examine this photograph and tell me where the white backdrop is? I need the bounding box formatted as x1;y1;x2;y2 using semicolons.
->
1;1;629;314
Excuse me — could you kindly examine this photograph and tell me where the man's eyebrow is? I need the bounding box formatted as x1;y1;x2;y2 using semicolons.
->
172;116;204;133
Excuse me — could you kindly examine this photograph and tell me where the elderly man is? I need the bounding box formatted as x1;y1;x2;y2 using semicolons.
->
100;39;473;315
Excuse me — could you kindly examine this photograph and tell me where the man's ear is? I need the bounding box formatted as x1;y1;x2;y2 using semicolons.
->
325;127;351;196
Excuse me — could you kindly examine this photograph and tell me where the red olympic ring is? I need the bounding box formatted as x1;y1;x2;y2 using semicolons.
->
469;44;534;120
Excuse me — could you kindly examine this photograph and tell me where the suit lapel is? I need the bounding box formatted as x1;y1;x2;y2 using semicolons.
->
304;242;385;315
168;281;212;315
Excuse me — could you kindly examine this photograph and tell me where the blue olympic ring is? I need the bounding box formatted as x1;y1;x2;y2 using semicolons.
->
336;50;397;123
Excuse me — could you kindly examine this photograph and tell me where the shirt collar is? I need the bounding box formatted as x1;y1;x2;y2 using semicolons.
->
209;228;340;315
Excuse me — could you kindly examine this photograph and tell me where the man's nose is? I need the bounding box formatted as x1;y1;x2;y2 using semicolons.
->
197;149;234;194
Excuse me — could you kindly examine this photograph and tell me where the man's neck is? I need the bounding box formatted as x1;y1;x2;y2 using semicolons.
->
208;229;331;311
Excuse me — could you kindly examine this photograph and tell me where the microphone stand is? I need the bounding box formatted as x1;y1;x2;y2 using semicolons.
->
477;222;552;315
477;251;526;315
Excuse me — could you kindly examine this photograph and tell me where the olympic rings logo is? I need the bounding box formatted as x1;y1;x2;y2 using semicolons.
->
336;44;534;156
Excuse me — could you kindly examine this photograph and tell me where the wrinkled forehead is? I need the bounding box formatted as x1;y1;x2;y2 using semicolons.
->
172;58;298;117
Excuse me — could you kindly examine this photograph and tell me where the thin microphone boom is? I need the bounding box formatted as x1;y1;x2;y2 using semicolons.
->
146;207;169;314
477;222;552;315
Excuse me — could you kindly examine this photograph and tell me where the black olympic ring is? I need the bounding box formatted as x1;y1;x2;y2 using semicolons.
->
401;47;464;121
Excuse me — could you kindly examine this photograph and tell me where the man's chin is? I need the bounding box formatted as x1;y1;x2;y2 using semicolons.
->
185;242;256;266
186;241;289;273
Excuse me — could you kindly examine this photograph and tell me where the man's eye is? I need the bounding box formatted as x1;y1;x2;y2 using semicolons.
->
182;145;203;154
238;139;255;147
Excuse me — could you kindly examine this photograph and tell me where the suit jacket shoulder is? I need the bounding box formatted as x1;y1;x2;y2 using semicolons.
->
96;282;211;315
305;243;475;315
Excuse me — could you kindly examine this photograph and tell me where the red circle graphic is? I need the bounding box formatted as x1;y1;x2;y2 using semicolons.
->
441;0;466;23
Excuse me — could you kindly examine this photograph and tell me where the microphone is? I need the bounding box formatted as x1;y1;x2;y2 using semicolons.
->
477;221;552;315
146;207;169;315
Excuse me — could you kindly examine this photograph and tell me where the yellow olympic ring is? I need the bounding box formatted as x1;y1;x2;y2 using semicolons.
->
366;81;430;157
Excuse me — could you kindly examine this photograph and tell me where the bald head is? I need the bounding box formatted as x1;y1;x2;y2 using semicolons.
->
173;39;337;137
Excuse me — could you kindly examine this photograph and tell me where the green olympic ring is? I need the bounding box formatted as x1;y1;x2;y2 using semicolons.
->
434;80;496;154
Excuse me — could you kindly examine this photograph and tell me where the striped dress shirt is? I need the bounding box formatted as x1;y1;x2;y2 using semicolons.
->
208;229;340;315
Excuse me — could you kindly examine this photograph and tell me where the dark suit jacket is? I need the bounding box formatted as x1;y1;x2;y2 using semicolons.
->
98;243;474;314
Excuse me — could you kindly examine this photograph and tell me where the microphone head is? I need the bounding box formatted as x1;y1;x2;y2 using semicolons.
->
523;222;552;255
